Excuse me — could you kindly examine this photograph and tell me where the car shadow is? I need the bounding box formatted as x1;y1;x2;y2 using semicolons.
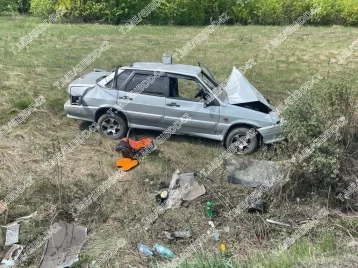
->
77;121;221;148
128;128;222;148
79;121;95;131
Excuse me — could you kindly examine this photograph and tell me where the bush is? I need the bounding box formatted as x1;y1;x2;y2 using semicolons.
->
282;79;357;182
306;0;341;25
30;0;57;17
251;0;285;25
338;0;358;26
0;0;19;13
23;0;358;26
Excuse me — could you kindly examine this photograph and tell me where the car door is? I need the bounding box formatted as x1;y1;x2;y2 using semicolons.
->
118;71;167;128
163;74;219;135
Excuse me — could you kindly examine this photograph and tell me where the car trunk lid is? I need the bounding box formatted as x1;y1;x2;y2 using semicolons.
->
68;70;111;96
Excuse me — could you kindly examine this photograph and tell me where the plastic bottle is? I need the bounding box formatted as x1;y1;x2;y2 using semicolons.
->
138;244;153;256
173;231;192;238
206;201;213;218
153;243;175;258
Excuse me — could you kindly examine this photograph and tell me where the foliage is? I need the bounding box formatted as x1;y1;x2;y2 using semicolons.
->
0;0;355;26
281;79;357;181
0;0;19;13
30;0;57;17
338;0;358;26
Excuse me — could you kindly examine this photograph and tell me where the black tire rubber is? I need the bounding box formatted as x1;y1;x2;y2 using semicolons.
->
97;113;127;140
225;127;259;154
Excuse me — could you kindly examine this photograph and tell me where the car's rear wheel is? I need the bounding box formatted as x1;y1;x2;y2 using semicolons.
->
98;113;127;140
225;127;259;154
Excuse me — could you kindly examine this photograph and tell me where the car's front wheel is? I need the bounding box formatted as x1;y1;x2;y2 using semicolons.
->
98;113;127;140
225;127;259;154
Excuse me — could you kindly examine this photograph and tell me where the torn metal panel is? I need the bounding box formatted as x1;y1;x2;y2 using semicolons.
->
179;173;206;201
224;67;270;107
0;244;23;268
4;224;20;247
39;221;87;268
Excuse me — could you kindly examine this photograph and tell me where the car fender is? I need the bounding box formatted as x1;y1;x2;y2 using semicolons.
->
95;105;130;123
221;119;261;141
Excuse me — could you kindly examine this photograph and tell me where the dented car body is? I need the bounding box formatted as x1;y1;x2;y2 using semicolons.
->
64;62;283;153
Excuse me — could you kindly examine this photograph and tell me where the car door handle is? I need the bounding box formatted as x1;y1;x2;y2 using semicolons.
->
166;102;180;107
119;96;133;100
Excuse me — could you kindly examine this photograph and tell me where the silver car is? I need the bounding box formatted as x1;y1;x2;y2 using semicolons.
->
64;61;283;153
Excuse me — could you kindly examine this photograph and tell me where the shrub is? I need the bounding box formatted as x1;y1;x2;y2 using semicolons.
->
251;0;285;25
305;0;341;25
23;0;358;26
338;0;358;26
30;0;57;17
231;3;252;25
0;0;19;13
282;79;357;182
282;0;309;23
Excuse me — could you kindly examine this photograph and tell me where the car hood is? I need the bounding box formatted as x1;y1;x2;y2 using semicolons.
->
224;67;270;107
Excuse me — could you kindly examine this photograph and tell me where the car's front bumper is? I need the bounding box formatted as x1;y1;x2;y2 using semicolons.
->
64;100;94;122
258;123;284;144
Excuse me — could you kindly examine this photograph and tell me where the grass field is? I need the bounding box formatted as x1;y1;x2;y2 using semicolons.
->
0;15;358;267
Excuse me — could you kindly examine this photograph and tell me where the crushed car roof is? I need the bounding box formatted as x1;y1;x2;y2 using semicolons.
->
130;62;202;76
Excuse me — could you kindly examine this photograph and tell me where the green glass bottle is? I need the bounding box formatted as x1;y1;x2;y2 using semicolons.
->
206;201;213;218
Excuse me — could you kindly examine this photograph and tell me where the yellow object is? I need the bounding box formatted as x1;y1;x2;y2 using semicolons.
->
220;243;227;252
160;191;168;199
116;158;139;171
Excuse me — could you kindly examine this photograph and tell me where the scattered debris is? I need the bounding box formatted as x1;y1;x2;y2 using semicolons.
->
205;201;213;218
225;157;284;189
219;243;227;253
245;196;268;214
159;231;192;240
173;231;192;239
164;189;182;209
179;173;206;201
153;244;175;258
169;169;180;190
156;190;169;205
10;211;38;225
0;201;8;215
223;226;230;233
138;244;154;257
159;231;173;240
4;224;20;247
266;219;291;228
116;158;138;171
39;221;87;268
208;221;215;228
213;232;220;241
0;244;23;268
160;171;207;210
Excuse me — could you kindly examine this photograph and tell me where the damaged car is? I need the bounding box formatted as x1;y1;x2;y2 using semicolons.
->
64;60;283;154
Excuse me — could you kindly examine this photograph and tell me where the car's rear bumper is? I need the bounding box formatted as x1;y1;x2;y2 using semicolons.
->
258;123;284;144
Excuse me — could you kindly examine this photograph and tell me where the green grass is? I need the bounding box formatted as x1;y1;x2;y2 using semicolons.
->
0;15;358;267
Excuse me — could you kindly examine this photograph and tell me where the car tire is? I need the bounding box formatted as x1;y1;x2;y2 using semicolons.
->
225;127;259;154
97;113;127;140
